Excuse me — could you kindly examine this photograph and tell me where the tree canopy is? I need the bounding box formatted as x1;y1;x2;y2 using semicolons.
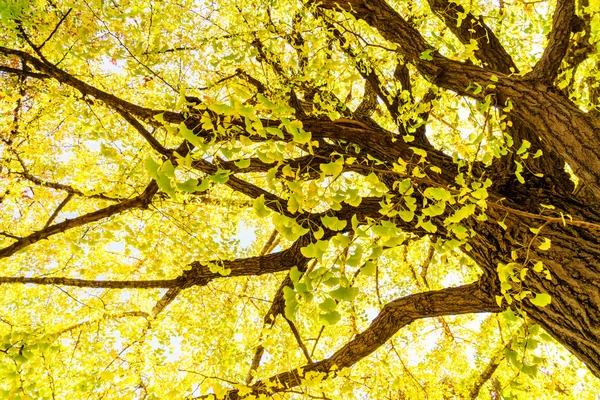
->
1;0;600;398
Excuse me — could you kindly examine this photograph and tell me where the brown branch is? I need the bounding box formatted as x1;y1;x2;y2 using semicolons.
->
0;181;158;259
426;0;569;185
151;286;184;316
285;318;313;363
190;158;293;217
315;0;600;200
318;15;404;127
0;276;177;289
115;109;171;157
203;280;502;399
52;311;150;337
426;0;516;73
182;238;311;287
38;8;73;51
527;0;576;82
468;340;512;399
14;171;124;201
245;274;290;384
0;66;49;79
151;211;280;318
0;46;180;123
44;193;73;228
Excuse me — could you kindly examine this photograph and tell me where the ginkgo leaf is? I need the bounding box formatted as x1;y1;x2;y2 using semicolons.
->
530;293;552;307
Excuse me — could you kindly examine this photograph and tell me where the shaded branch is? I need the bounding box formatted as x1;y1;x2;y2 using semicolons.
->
0;46;180;123
527;0;576;82
245;275;290;383
426;0;516;73
468;339;511;399
52;311;150;338
315;0;600;200
115;109;171;157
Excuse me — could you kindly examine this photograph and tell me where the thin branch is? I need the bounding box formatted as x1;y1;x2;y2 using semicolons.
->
468;340;512;399
0;181;158;259
38;8;73;50
115;109;171;157
44;193;73;228
52;311;150;337
0;66;49;79
0;276;177;289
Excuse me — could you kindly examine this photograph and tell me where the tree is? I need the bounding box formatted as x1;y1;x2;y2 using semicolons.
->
0;0;599;398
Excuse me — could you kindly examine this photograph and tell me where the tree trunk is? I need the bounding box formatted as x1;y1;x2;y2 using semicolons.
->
465;188;600;377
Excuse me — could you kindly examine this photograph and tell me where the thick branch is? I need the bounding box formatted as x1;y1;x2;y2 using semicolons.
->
427;0;516;73
208;280;501;399
316;0;600;200
527;0;576;82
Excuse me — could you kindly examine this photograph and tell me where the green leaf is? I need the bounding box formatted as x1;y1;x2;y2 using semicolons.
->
253;195;271;217
410;147;427;158
320;160;343;176
321;215;347;231
144;157;161;179
319;311;341;325
179;122;202;146
424;187;453;202
420;49;433;61
161;160;176;178
517;140;531;155
208;102;235;115
234;159;251;169
329;286;359;301
417;217;437;233
266;127;284;138
176;178;199;193
209;169;230;184
282;117;311;144
361;261;376;276
530;293;551;307
398;210;414;222
157;174;176;198
257;93;278;110
290;266;302;284
318;298;337;312
447;204;476;224
301;243;317;258
153;112;165;123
